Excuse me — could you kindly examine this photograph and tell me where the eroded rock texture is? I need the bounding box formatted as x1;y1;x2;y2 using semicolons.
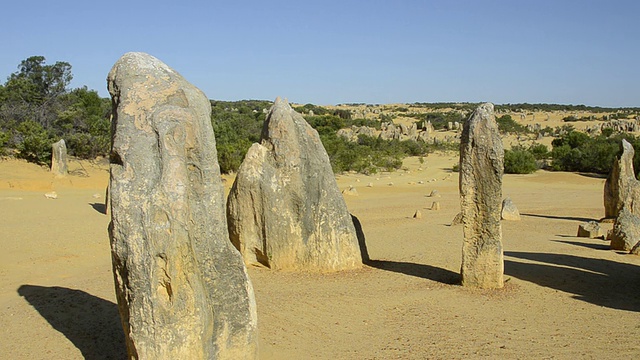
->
107;52;257;359
459;103;504;289
609;205;640;251
51;139;68;177
227;98;362;271
604;139;640;218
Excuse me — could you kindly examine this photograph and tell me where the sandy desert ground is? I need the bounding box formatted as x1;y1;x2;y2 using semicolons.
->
1;151;640;359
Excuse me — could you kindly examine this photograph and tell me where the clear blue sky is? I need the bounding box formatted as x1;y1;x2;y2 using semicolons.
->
1;0;638;107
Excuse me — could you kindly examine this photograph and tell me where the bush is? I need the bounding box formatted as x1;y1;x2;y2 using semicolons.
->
504;147;538;174
496;114;527;134
15;120;54;165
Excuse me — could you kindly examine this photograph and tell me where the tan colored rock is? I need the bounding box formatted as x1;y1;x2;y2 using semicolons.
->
227;98;362;272
44;191;58;199
430;201;441;211
51;139;68;177
459;103;504;289
609;205;640;251
342;185;359;196
501;197;521;221
428;190;440;197
577;221;601;238
413;210;422;219
107;52;257;359
604;139;640;218
451;212;463;226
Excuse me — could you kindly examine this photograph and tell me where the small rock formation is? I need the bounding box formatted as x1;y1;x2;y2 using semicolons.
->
51;139;68;177
459;103;504;289
342;185;359;196
631;241;640;255
451;212;463;226
107;52;257;359
430;201;441;211
227;98;362;271
428;189;440;198
366;182;373;187
44;191;58;199
609;206;640;251
604;139;640;218
577;221;602;238
501;197;521;221
413;210;422;219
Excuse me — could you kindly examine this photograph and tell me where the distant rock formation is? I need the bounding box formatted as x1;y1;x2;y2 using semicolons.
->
227;98;362;271
604;139;640;218
107;52;257;359
51;139;68;177
459;103;504;289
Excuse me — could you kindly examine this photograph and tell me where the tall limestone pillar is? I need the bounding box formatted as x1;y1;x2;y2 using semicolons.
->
459;103;504;289
107;52;257;359
51;139;68;177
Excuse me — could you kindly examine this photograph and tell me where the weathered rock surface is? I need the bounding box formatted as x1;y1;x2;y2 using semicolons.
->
501;197;521;221
604;139;640;218
577;221;602;238
459;103;504;289
227;97;362;271
107;52;257;359
51;139;68;177
609;206;640;251
451;212;463;226
413;210;422;219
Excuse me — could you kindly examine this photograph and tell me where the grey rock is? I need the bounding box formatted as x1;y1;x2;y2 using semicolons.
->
459;103;504;288
604;139;640;218
501;197;521;221
609;206;640;251
51;139;68;177
227;98;362;271
107;52;257;359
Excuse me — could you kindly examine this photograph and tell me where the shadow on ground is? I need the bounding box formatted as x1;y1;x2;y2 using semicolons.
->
505;251;640;312
367;260;460;285
521;213;597;222
18;285;126;359
552;238;610;250
89;203;107;215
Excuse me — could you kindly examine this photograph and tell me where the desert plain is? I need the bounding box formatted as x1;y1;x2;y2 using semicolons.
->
1;141;640;359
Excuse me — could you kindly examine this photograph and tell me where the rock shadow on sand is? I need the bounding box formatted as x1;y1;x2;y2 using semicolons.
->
89;202;107;214
520;213;598;223
505;252;640;312
367;260;460;285
18;285;126;360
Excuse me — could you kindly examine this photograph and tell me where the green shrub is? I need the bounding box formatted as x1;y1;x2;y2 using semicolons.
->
528;143;549;160
504;147;538;174
496;114;527;134
15;120;54;165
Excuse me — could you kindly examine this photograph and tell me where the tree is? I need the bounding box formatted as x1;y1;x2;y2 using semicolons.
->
1;56;72;128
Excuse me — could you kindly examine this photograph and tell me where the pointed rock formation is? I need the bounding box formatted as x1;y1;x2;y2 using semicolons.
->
107;52;257;359
227;98;362;271
459;103;504;289
51;139;68;177
604;139;640;218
